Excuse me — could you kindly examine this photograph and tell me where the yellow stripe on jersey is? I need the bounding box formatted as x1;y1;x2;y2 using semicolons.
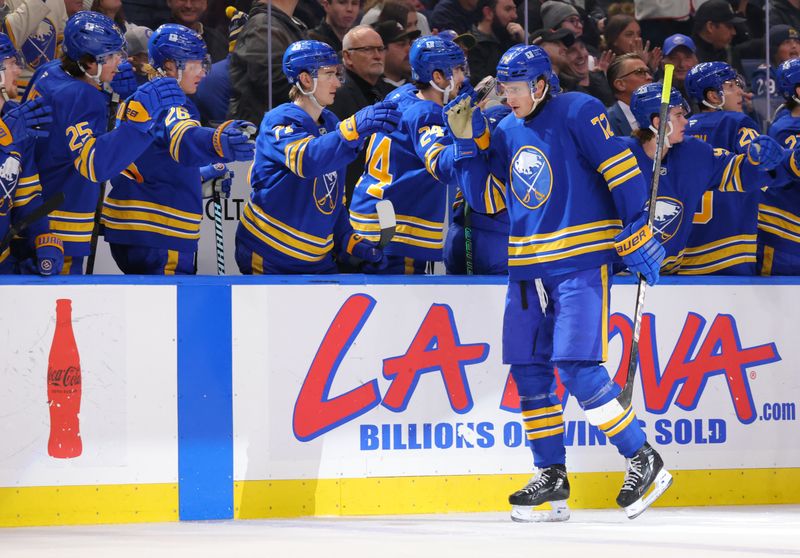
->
661;251;684;275
424;143;445;180
718;154;747;193
101;206;202;233
50;210;95;243
761;246;775;276
17;174;40;187
791;153;800;177
758;204;800;243
521;404;563;419
351;210;444;250
121;163;144;183
13;183;42;207
284;136;312;177
164;250;179;275
597;149;641;191
483;174;506;214
73;137;97;182
510;219;621;256
168;119;200;162
241;201;332;262
678;235;757;274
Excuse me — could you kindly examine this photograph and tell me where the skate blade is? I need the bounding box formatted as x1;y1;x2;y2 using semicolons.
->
510;500;570;523
624;468;673;520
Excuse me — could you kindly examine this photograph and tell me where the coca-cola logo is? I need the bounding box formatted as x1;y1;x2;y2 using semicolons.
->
48;366;81;388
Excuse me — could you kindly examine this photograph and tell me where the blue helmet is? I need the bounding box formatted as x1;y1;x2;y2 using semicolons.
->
282;40;339;85
409;35;465;82
777;58;800;100
62;11;126;62
631;82;690;129
0;32;21;69
149;24;209;71
684;61;737;105
496;44;552;86
549;72;561;95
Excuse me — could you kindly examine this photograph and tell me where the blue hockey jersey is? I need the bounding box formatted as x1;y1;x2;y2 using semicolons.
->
759;114;800;267
101;99;229;252
349;83;466;261
683;110;762;275
235;102;360;273
24;60;157;257
451;92;651;280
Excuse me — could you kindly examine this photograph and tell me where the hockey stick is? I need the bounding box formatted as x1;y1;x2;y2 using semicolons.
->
375;199;396;247
86;92;120;275
0;191;65;255
464;202;473;275
617;65;674;409
213;193;225;275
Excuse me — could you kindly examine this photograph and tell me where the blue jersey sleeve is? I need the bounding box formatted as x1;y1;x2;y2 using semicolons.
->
260;119;358;178
449;125;508;214
157;105;227;166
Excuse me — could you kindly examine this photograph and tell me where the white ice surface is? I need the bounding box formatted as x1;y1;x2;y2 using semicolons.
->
2;506;799;558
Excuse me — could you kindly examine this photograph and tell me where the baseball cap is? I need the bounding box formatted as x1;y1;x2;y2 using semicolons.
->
694;0;746;27
124;24;153;57
438;29;477;50
770;24;800;53
373;20;422;45
663;34;696;56
531;28;576;48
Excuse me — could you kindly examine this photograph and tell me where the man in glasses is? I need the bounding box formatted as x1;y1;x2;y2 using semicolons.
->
330;24;393;204
606;53;653;136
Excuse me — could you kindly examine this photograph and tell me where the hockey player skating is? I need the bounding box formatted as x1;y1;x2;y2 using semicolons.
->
626;82;798;273
349;35;477;274
234;40;400;274
440;44;671;521
24;11;186;274
100;23;256;275
0;32;62;276
680;62;764;275
759;58;800;275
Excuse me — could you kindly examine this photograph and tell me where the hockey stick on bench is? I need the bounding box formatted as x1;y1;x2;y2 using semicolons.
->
617;65;674;409
0;191;65;255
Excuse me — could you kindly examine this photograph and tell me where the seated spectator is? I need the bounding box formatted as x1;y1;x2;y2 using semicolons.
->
374;19;420;88
309;0;360;53
562;38;615;105
770;25;800;66
361;0;431;35
168;0;227;62
606;53;652;135
328;25;392;204
661;33;697;98
90;0;127;30
541;1;582;38
429;0;480;35
692;0;744;64
123;24;153;85
467;0;524;85
603;13;662;71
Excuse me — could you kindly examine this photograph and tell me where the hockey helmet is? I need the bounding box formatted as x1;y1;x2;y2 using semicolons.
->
63;11;126;62
630;82;690;130
149;23;210;72
282;40;340;86
0;32;22;70
495;44;552;86
409;35;465;82
777;58;800;101
684;61;738;105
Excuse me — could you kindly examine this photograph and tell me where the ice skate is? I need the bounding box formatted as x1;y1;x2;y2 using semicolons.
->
617;442;673;519
509;465;570;522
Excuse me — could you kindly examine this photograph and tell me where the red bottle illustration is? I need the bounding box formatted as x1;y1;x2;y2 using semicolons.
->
47;298;82;458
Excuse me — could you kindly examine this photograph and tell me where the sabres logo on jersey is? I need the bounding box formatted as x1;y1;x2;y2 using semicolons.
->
510;146;552;209
314;171;339;215
21;19;58;70
650;196;684;243
0;155;21;217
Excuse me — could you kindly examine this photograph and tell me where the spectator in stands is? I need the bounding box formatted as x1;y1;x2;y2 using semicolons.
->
661;33;697;98
329;25;391;204
429;0;481;35
606;53;652;136
603;13;662;72
377;0;416;31
294;0;326;29
467;0;524;85
632;0;693;49
531;27;574;75
692;0;745;64
770;0;800;30
229;0;307;123
124;24;153;85
562;37;615;105
541;1;581;38
168;0;227;62
6;0;68;91
374;19;420;88
117;0;170;30
90;0;127;30
770;25;800;66
361;0;431;35
309;0;360;53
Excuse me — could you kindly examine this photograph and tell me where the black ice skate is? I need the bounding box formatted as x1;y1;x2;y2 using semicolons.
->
508;464;570;522
616;443;673;519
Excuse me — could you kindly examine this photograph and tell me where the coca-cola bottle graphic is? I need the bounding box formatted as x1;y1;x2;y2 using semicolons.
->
47;298;82;458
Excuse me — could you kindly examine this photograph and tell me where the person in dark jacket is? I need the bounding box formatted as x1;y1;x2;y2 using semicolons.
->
429;0;481;35
167;0;229;62
468;0;524;84
228;0;307;123
309;0;360;53
692;0;745;64
770;0;800;30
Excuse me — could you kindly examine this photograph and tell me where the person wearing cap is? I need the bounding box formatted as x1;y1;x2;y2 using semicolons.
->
531;28;575;75
770;25;800;66
661;33;697;97
329;25;393;204
541;1;581;38
309;0;361;53
467;0;524;85
360;0;431;36
429;0;481;35
375;19;420;88
124;24;153;86
692;0;745;64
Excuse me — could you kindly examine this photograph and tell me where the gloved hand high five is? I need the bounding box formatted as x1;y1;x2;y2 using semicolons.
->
442;93;488;159
338;100;401;143
213;120;257;161
200;163;234;198
1;98;52;142
614;214;665;285
34;233;64;276
125;78;186;131
110;61;138;99
747;135;783;170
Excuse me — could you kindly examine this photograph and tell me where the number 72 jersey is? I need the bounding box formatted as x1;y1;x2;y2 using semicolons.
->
349;83;464;262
